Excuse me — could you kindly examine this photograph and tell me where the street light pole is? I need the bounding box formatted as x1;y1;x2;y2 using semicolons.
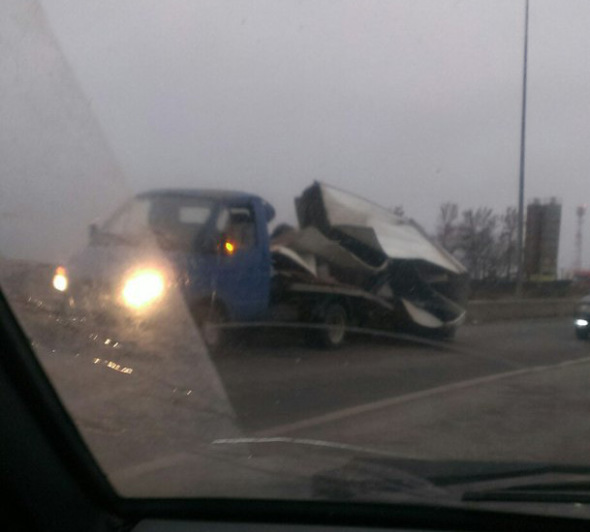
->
515;0;530;297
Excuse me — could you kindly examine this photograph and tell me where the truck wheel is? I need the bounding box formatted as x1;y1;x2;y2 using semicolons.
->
198;306;229;353
576;328;589;340
312;303;347;349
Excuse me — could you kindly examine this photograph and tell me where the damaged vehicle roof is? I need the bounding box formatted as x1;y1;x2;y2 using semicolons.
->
295;182;466;274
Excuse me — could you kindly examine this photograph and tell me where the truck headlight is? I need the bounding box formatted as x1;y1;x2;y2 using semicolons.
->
52;266;68;292
576;318;589;328
122;269;165;309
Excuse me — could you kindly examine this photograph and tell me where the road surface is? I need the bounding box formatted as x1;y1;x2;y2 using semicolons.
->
6;293;590;496
208;318;585;432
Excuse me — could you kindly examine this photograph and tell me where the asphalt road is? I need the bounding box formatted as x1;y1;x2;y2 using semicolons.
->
7;295;590;495
212;318;588;433
12;294;587;438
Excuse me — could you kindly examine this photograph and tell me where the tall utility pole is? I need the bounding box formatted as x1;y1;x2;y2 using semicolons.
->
515;0;530;297
575;205;587;272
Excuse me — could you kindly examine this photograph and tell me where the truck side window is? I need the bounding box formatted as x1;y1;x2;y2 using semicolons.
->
217;205;257;251
215;208;230;232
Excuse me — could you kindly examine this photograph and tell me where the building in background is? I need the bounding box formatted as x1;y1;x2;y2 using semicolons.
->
524;198;562;280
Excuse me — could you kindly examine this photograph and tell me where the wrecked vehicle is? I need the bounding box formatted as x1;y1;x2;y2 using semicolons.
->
51;183;468;350
290;182;469;339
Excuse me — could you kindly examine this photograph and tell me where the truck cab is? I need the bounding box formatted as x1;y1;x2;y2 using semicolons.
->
184;190;276;322
54;189;277;346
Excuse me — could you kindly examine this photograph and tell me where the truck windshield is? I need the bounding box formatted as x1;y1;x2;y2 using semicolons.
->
100;196;216;250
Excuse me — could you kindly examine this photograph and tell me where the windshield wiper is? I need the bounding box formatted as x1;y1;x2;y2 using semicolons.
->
464;482;590;504
312;456;449;502
212;437;449;502
214;441;590;505
461;466;590;504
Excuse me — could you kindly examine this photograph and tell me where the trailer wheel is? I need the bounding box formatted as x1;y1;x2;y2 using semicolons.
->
312;303;347;349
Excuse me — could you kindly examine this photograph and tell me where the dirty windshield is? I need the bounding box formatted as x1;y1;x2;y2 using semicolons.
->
3;0;590;518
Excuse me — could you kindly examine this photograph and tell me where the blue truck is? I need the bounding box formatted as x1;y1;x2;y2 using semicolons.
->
52;184;468;351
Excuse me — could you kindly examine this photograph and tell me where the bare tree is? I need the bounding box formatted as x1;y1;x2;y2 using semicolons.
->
435;202;459;252
456;207;498;280
438;203;517;280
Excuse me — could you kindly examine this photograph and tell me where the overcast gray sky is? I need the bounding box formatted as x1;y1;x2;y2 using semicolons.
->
2;0;590;270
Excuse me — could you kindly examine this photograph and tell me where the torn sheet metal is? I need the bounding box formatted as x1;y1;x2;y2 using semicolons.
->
401;299;443;329
292;182;469;332
272;226;383;275
296;182;466;274
271;245;317;278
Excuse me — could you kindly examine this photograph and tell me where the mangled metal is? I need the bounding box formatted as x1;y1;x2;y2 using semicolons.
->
272;182;469;335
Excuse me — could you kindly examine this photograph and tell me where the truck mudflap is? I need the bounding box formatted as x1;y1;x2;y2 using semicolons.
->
271;182;469;335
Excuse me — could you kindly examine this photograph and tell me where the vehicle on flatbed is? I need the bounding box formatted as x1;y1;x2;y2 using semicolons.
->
51;183;469;350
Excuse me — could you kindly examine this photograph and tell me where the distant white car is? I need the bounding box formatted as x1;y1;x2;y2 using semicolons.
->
574;294;590;340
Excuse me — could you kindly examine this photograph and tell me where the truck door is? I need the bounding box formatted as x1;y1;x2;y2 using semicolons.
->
210;201;271;320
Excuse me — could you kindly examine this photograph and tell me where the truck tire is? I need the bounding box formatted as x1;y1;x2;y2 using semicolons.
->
311;302;347;349
197;305;229;353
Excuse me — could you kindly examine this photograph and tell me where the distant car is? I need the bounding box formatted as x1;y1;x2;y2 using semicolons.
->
574;294;590;339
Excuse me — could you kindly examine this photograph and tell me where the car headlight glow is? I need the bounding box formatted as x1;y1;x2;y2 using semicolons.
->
52;266;68;292
122;269;165;309
576;318;589;328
